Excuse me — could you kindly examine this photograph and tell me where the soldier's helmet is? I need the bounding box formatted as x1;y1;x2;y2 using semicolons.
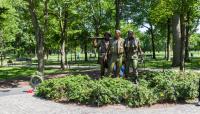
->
115;30;121;34
104;32;111;37
128;30;133;33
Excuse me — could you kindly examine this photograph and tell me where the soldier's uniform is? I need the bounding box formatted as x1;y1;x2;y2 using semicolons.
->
93;39;110;76
107;38;124;77
124;37;141;80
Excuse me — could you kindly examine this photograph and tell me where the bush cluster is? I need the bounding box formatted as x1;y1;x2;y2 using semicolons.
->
35;71;200;107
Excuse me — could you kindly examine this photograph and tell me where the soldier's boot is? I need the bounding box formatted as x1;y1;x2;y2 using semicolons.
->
100;64;105;77
124;59;130;79
124;68;129;79
135;75;139;84
133;69;139;84
116;66;120;78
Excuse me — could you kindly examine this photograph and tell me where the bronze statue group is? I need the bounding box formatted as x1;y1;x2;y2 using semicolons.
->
93;30;200;106
93;30;143;83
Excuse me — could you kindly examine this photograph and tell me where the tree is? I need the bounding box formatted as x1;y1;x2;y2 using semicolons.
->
126;0;159;59
49;0;68;70
149;0;173;60
0;7;7;66
26;0;49;73
175;0;200;70
115;0;122;30
0;0;21;66
85;0;115;36
48;0;84;69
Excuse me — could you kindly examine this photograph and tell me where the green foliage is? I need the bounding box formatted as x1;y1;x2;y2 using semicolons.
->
141;71;199;102
90;78;134;106
190;33;200;50
36;75;95;103
65;76;95;103
126;80;157;107
175;72;199;100
36;71;200;107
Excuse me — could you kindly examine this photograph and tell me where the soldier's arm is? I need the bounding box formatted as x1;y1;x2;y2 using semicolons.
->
107;39;112;55
138;40;143;55
123;39;127;57
122;39;126;56
93;38;99;48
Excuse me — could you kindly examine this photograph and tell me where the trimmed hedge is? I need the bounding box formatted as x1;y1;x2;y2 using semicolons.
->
35;71;200;107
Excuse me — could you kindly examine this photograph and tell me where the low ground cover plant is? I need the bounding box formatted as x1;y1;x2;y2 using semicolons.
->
35;71;200;107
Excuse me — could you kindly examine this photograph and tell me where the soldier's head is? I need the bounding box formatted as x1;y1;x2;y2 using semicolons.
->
104;32;111;41
115;30;121;39
128;30;134;39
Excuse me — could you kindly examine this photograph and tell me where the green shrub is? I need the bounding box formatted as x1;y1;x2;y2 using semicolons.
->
35;78;67;100
126;79;158;107
140;71;200;102
35;71;200;107
35;75;95;103
151;71;178;102
175;72;199;100
89;78;134;106
64;75;95;103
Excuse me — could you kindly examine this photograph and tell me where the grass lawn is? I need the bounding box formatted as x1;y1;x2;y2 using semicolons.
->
141;57;200;69
0;51;199;81
140;51;200;69
0;67;35;81
0;67;69;81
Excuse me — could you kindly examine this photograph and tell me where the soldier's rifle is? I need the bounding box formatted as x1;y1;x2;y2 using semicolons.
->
88;37;104;39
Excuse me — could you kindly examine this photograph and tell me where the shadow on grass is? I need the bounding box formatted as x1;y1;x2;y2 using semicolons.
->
0;67;36;81
143;57;200;70
0;67;68;81
44;60;98;66
185;57;200;69
144;59;172;69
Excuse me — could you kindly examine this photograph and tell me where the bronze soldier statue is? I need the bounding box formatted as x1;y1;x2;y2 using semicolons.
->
107;30;124;77
93;32;111;76
124;30;143;83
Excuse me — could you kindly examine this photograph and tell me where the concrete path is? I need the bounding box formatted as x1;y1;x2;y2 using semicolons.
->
0;86;200;114
0;66;200;114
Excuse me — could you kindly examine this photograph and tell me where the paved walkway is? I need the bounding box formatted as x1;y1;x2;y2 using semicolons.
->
0;85;200;114
0;66;200;114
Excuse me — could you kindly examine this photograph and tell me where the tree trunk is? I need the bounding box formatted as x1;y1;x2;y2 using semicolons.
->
28;0;44;73
166;18;171;61
172;15;181;67
60;39;65;70
0;33;3;66
44;0;49;61
57;50;60;62
180;13;186;71
115;0;121;30
65;49;68;67
75;48;77;63
84;40;88;61
95;26;100;37
185;12;190;62
60;3;68;70
150;23;156;59
46;49;49;60
0;53;3;66
95;28;99;61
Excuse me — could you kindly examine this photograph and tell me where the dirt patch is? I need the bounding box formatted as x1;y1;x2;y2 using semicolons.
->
0;80;30;88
